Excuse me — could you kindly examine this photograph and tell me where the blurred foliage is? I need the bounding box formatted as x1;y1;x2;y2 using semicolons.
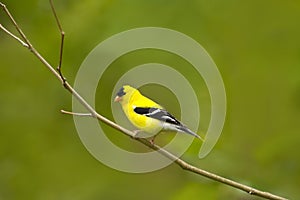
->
1;0;300;199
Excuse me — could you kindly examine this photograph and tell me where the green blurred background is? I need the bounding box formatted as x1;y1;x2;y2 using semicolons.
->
1;0;299;199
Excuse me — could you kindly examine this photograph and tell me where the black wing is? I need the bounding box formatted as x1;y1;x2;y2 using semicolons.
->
133;107;181;126
134;107;204;140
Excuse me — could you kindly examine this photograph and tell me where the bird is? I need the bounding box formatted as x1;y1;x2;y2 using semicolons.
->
114;85;204;143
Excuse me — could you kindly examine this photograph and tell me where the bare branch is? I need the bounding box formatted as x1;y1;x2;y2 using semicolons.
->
0;24;28;47
0;2;288;200
49;0;66;82
61;110;93;117
0;2;63;83
0;2;30;47
49;0;63;32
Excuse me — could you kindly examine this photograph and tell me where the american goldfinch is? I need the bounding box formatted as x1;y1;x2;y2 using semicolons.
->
114;85;204;142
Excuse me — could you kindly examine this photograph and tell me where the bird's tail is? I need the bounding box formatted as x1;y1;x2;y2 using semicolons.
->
178;126;205;142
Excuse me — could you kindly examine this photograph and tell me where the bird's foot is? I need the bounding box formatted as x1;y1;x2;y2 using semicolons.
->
150;138;155;145
149;134;158;145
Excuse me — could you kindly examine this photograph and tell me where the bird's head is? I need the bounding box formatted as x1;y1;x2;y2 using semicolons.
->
114;85;137;104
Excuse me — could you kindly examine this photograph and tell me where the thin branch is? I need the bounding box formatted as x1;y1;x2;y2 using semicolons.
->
0;2;30;46
0;3;63;83
0;24;28;47
49;0;66;82
49;0;63;32
0;2;288;200
61;110;93;117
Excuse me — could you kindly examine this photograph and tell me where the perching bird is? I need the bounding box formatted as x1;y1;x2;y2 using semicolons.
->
114;85;204;142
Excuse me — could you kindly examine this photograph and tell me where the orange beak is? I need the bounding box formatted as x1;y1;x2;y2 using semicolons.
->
114;96;122;102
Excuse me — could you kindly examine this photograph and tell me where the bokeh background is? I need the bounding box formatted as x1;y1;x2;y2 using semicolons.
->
1;0;299;199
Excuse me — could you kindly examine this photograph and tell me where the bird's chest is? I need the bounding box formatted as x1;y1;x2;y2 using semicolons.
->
127;108;162;134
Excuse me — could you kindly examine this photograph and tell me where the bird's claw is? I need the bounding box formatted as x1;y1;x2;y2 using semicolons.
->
150;138;155;145
149;134;159;145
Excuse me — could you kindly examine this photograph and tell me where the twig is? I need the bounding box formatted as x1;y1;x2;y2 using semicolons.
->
0;24;28;47
0;2;30;47
61;110;93;117
0;2;288;200
49;0;66;82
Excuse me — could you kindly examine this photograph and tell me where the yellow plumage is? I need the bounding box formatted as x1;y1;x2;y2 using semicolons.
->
116;85;163;134
114;85;204;141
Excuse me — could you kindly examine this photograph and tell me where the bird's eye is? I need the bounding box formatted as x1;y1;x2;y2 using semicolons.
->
116;87;126;97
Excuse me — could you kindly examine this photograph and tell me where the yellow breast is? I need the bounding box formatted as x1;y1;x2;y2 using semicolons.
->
121;90;163;135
